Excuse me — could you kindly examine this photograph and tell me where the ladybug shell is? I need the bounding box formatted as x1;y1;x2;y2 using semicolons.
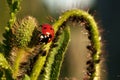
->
41;24;54;42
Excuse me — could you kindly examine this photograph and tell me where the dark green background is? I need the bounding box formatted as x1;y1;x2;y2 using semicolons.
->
97;0;120;80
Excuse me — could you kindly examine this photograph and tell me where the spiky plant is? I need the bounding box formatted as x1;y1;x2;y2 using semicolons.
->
0;0;102;80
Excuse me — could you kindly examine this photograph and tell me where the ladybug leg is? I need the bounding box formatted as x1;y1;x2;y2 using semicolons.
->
46;34;52;43
39;34;44;41
48;35;52;38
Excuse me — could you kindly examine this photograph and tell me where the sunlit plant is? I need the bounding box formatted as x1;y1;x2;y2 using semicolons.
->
0;0;101;80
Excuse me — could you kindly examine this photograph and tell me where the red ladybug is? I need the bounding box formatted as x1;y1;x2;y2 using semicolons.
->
39;24;54;43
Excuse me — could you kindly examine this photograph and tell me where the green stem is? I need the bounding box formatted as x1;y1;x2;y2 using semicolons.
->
41;9;101;80
12;49;26;79
42;26;70;80
6;0;21;28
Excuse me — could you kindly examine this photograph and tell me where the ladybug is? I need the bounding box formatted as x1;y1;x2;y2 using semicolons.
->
39;24;54;43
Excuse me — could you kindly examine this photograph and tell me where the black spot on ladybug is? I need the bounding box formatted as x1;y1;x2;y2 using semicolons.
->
43;27;47;29
50;27;53;30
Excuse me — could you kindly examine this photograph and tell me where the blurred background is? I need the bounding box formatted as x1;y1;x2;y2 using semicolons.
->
0;0;120;80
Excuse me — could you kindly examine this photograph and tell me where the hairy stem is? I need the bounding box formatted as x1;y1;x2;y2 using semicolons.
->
40;9;101;80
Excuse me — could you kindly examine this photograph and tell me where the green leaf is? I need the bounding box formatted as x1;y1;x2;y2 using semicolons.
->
23;74;30;80
0;43;5;54
0;53;10;69
6;0;22;28
0;53;13;80
3;16;38;79
3;16;37;48
30;52;47;80
13;16;37;48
